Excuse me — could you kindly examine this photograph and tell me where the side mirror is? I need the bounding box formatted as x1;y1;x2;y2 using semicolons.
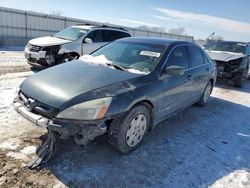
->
84;38;93;44
164;65;185;76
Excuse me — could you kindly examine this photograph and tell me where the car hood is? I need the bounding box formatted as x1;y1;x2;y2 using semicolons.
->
29;36;71;46
206;50;246;62
20;61;140;108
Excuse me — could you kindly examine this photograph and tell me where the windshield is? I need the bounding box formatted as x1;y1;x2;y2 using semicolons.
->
53;27;88;41
206;42;247;54
88;41;166;74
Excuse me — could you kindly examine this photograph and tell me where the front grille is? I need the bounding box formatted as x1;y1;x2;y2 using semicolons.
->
18;91;57;118
215;60;241;75
27;44;42;52
215;61;225;72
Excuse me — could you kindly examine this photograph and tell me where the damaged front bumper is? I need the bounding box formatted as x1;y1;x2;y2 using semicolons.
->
13;98;110;169
216;62;243;79
13;100;107;144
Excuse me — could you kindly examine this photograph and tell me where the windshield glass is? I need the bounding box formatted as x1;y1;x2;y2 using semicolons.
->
53;27;88;41
88;41;166;74
206;42;247;54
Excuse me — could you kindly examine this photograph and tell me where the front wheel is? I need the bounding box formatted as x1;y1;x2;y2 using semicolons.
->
196;81;212;107
108;105;150;154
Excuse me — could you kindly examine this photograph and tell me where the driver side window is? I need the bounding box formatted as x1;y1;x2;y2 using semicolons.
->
165;46;189;69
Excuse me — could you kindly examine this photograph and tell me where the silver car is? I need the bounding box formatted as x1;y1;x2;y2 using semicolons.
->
24;25;131;68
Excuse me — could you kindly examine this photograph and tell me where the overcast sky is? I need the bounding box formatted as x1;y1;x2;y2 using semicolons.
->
1;0;250;41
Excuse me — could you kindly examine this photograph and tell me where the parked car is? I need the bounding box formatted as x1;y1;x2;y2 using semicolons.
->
205;41;250;87
24;25;131;68
15;37;217;155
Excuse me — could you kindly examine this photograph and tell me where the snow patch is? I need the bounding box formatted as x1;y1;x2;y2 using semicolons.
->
20;146;37;155
127;68;148;75
80;55;148;75
211;170;250;188
0;138;21;150
79;55;111;67
6;151;29;161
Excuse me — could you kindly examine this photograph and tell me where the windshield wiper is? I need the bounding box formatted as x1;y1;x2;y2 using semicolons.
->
106;63;128;72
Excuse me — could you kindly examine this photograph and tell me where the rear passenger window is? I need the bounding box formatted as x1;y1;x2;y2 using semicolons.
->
102;30;130;42
166;46;189;69
188;46;204;67
117;31;130;38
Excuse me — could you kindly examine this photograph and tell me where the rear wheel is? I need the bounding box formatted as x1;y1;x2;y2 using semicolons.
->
196;81;212;107
108;105;150;154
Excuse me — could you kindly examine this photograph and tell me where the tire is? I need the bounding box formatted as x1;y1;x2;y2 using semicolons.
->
196;81;212;107
108;105;150;154
58;54;78;64
233;76;243;88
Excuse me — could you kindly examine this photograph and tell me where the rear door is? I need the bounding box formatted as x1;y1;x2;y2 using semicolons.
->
102;30;130;42
157;45;194;120
187;45;210;99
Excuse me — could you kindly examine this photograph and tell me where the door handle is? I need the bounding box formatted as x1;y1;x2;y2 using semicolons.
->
205;67;209;72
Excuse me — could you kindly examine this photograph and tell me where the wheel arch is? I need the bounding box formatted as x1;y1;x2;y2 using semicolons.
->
129;99;155;131
209;78;214;87
67;52;80;58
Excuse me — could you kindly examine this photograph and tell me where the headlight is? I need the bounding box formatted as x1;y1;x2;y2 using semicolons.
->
57;97;112;120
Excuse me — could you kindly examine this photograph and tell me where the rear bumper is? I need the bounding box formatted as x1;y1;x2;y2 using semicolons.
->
13;100;107;139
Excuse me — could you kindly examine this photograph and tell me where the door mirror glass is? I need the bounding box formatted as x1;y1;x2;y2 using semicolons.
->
164;65;184;76
84;38;93;44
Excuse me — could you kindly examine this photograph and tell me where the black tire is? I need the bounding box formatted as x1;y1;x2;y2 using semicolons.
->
233;76;243;88
196;81;212;107
58;54;79;64
108;105;150;154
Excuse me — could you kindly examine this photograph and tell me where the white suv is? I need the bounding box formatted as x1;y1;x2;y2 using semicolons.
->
24;25;131;68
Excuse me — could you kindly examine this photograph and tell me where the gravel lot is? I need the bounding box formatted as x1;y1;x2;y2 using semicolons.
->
0;51;250;188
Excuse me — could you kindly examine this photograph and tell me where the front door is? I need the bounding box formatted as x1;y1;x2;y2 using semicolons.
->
82;30;106;55
157;45;193;120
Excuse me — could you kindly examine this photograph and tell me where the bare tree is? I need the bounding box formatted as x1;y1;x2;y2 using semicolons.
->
50;9;64;16
168;27;186;35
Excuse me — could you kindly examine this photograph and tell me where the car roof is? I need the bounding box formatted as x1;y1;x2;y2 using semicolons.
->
72;25;129;32
117;37;194;46
72;25;95;30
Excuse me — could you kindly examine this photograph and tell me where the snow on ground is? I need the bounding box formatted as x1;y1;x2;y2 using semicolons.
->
0;50;26;66
0;50;31;76
0;51;249;187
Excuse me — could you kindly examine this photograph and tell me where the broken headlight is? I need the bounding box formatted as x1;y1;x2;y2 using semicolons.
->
56;97;112;120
